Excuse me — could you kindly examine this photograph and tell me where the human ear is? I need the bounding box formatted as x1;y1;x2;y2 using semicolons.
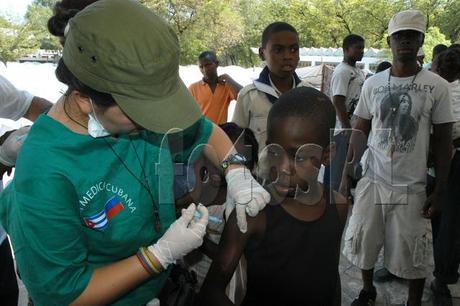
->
259;47;265;61
386;36;391;48
71;91;92;115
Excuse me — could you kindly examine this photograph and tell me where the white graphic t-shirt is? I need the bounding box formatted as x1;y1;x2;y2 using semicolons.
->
330;62;365;131
355;69;454;193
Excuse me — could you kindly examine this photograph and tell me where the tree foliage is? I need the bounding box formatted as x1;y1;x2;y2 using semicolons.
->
438;0;460;43
0;0;458;66
25;1;61;50
423;26;451;61
33;0;58;8
0;17;39;66
142;0;456;65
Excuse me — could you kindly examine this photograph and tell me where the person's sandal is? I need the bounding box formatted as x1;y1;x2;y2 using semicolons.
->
351;286;377;306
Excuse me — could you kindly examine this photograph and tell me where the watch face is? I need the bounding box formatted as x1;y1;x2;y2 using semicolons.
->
233;154;246;162
222;154;247;169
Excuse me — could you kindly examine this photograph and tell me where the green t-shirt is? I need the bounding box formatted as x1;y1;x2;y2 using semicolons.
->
0;115;212;306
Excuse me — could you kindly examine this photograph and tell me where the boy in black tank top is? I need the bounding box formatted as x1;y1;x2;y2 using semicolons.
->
199;87;349;306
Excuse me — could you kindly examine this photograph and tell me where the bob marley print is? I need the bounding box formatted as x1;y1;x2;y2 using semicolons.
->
378;90;418;154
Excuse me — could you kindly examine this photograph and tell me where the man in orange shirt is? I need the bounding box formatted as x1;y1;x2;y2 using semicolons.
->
189;51;242;124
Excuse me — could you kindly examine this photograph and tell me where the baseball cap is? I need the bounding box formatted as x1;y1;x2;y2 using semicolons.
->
388;9;426;36
62;0;201;133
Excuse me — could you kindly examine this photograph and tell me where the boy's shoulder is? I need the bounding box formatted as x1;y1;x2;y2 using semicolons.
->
239;79;312;95
227;205;267;237
238;82;259;97
236;82;271;107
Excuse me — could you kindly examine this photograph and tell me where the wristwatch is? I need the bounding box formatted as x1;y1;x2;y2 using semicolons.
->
221;153;247;171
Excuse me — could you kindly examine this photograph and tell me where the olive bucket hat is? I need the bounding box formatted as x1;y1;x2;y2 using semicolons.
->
62;0;201;133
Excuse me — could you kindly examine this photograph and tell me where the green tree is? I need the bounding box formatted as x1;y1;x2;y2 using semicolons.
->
438;0;460;43
422;26;451;61
25;1;61;50
141;0;245;64
409;0;450;28
33;0;58;8
7;0;454;67
224;0;271;66
0;17;39;66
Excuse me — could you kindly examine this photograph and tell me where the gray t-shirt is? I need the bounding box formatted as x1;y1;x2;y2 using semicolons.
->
330;62;365;131
355;69;454;193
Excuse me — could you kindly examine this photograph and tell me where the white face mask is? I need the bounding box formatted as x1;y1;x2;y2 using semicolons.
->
88;99;110;138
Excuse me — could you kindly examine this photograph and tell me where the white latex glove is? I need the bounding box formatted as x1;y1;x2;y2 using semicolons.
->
0;126;30;167
148;203;208;269
225;167;271;233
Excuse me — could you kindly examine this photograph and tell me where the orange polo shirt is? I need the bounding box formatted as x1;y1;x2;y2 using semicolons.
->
188;80;237;124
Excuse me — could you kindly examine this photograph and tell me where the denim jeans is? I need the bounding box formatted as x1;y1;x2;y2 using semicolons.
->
323;132;350;191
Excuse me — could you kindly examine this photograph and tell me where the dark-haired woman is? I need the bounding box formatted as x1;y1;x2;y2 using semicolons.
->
0;1;269;305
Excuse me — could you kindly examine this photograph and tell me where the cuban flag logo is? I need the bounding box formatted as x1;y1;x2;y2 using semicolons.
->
84;196;124;230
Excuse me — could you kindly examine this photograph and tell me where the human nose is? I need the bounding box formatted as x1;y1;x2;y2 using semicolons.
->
279;154;295;176
400;38;412;46
282;48;294;60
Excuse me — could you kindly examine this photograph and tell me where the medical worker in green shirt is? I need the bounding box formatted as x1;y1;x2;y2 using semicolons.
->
0;1;270;305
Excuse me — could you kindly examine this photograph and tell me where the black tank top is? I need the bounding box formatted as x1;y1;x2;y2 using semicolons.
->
242;191;341;306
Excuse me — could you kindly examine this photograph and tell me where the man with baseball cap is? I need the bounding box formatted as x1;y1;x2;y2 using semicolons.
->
341;9;454;306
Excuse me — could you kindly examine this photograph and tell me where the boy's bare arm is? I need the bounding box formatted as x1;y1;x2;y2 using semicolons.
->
333;191;349;229
198;210;264;306
23;96;53;121
339;117;371;197
200;236;219;260
333;95;351;129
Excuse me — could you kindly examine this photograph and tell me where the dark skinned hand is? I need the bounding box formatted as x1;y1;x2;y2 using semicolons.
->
422;192;443;219
0;129;16;178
